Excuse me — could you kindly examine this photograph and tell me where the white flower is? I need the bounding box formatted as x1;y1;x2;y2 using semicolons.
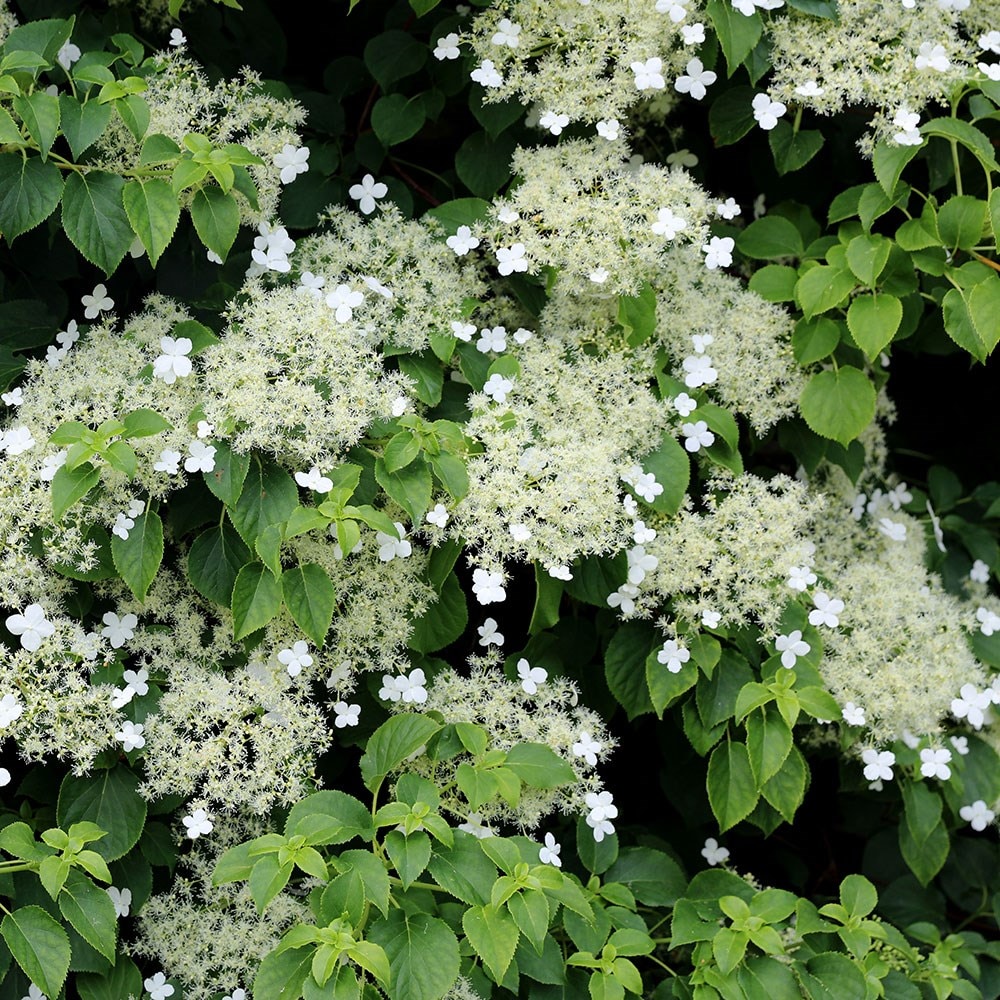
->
57;39;81;70
23;986;47;1000
585;791;618;841
892;107;923;146
333;702;361;728
447;225;480;256
887;482;912;509
950;735;969;756
980;31;1000;54
702;236;735;270
919;747;952;780
509;523;531;542
631;57;666;91
295;466;333;493
299;272;325;297
477;325;507;353
952;683;992;729
377;522;412;562
681;22;706;44
491;17;521;47
477;617;504;646
362;275;393;299
39;450;67;483
960;800;995;832
633;521;657;544
496;244;528;276
596;119;620;140
775;630;810;668
184;440;216;473
107;886;132;918
483;373;514;403
539;110;570;135
715;197;740;220
115;720;145;752
787;565;817;591
325;283;365;323
348;174;388;214
651;207;687;240
470;60;504;88
701;837;729;866
915;42;950;71
861;748;895;782
496;204;519;223
399;668;428;704
181;809;213;840
101;612;138;649
681;420;714;453
379;674;405;703
56;319;79;349
169;28;186;46
224;991;247;1000
426;504;449;528
538;832;562;867
2;387;23;406
977;606;1000;636
842;702;865;726
206;249;223;264
3;426;35;455
278;640;313;678
627;546;657;586
196;420;214;439
472;568;506;604
45;345;67;369
145;972;175;1000
572;730;603;766
751;93;787;130
692;333;714;354
111;687;134;710
674;58;716;100
81;283;114;319
0;694;22;731
122;668;149;696
682;354;718;387
657;638;690;674
589;267;610;283
273;144;310;185
878;517;906;542
656;0;689;19
517;659;547;694
451;321;476;342
457;813;492;838
434;33;461;60
153;449;181;475
808;592;844;628
152;336;193;385
795;80;825;97
112;507;137;540
6;604;54;652
970;559;991;584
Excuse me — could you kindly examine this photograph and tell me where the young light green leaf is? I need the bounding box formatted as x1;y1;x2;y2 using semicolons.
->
51;462;100;520
799;367;876;446
462;903;520;983
57;870;117;961
360;713;443;790
1;905;71;997
190;185;241;259
367;911;460;1000
122;178;180;266
59;97;112;158
846;293;902;361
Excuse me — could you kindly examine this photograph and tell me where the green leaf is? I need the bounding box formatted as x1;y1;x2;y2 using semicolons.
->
426;834;498;906
872;141;920;196
231;562;283;640
367;911;460;1000
760;745;807;823
360;713;443;790
846;293;902;361
748;264;798;302
61;170;132;275
385;829;432;890
709;85;756;146
0;105;21;144
942;280;1000;362
59;97;112;159
286;790;375;846
398;352;444;407
607;847;687;907
57;767;146;861
190;185;241;260
617;282;657;346
844;233;892;286
409;570;467;653
203;439;250;507
282;563;336;647
115;94;150;141
508;887;550;955
375;455;432;523
384;431;421;473
111;510;163;601
706;0;762;74
504;743;577;789
139;132;181;166
4;17;74;64
792;316;841;364
745;706;792;786
839;874;877;919
646;649;697;718
1;905;71;997
13;91;59;159
990;188;1000;250
0;153;63;242
372;92;426;147
638;431;690;516
77;957;144;1000
707;742;758;832
58;870;117;962
250;853;294;913
122;178;180;267
455;130;516;199
530;563;563;635
363;29;427;89
799;366;876;446
424;197;490;232
938;195;987;250
768;122;823;175
463;904;520;983
737;216;804;260
605;621;656;720
254;942;312;1000
188;521;251;606
921;117;1000;174
51;462;100;520
231;455;298;546
331;849;391;916
795;265;856;319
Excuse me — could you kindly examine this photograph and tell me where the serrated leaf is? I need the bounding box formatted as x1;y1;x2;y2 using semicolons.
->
190;185;240;260
51;462;100;520
58;870;117;961
367;911;460;1000
282;563;335;647
14;91;59;159
360;714;443;791
1;905;71;997
846;293;902;361
795;265;856;319
61;170;133;275
706;0;762;74
0;152;63;242
188;521;251;606
122;178;180;266
504;743;577;789
57;766;146;861
463;904;520;983
110;510;163;601
231;562;283;640
707;742;758;832
768;121;823;175
844;233;892;286
799;366;876;446
59;97;112;159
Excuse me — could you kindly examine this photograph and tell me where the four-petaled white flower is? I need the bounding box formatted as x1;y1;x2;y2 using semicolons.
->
299;272;325;297
24;985;47;1000
787;565;817;591
977;606;1000;635
107;885;132;918
0;693;23;729
981;31;1000;54
472;568;506;604
57;40;81;70
477;326;507;353
295;466;334;493
751;93;787;130
775;630;810;668
496;244;528;276
326;283;365;323
796;80;825;97
491;17;522;47
656;0;689;18
539;110;570;135
633;520;656;545
377;522;412;562
197;420;214;439
3;426;35;455
397;668;428;704
674;58;716;100
39;450;67;483
809;592;844;628
447;225;480;256
692;333;713;353
115;720;145;753
154;449;181;475
596;119;620;140
56;320;79;349
470;60;504;88
6;604;54;652
434;33;461;60
915;42;950;71
657;638;691;673
701;837;729;866
112;499;144;540
878;517;906;542
478;617;504;646
483;372;514;403
123;668;149;696
589;266;610;283
631;57;666;91
702;236;735;269
181;809;213;840
681;420;714;453
585;790;618;841
2;387;23;406
607;584;638;615
960;800;995;831
274;144;310;185
145;972;175;1000
572;730;603;766
101;611;138;649
951;735;969;756
682;354;718;387
842;702;865;726
458;812;492;838
348;174;388;215
451;321;476;342
278;640;313;678
970;559;990;583
426;504;449;528
919;746;952;780
538;831;562;867
651;207;687;240
681;22;706;44
509;523;531;542
517;658;547;694
627;544;657;584
893;107;922;146
632;470;663;504
82;283;114;319
702;609;722;628
169;28;186;46
951;683;992;729
152;336;193;384
224;991;247;1000
861;748;895;782
334;702;361;728
716;197;740;219
184;440;217;473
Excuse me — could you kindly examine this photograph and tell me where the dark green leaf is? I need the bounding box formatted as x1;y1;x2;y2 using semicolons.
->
61;170;132;275
1;905;70;997
111;510;164;601
59;97;112;159
231;562;283;640
57;767;147;861
190;186;241;260
707;742;758;831
188;521;251;606
122;178;180;267
282;563;336;647
0;153;63;242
